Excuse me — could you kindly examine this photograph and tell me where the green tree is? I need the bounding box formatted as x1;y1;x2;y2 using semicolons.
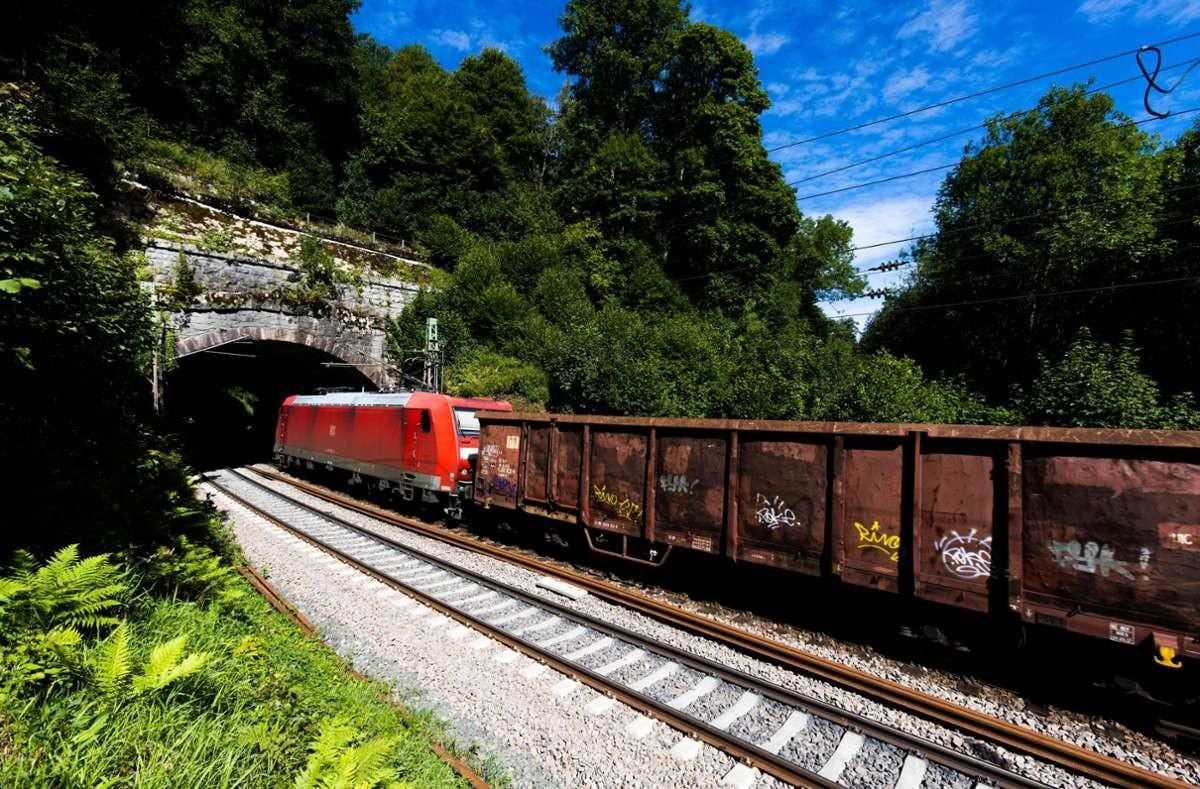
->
550;1;860;315
0;85;180;553
864;85;1167;399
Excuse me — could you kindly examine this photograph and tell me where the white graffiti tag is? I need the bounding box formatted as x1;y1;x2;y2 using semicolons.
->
658;474;700;494
934;529;992;580
754;494;796;530
1047;540;1137;581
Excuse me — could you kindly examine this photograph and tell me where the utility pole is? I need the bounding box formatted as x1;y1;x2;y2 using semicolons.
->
423;317;441;393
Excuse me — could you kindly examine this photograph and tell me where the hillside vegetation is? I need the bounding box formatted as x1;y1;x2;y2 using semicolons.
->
8;0;1197;427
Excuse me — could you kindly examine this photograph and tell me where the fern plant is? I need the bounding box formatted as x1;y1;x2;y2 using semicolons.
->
87;624;210;698
293;717;410;789
0;544;127;633
143;537;244;604
0;545;127;693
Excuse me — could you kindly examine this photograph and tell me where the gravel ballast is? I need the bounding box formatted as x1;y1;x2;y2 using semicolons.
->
214;468;1200;786
207;481;773;788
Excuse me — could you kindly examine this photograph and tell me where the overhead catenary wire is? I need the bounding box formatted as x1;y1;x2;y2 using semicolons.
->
789;57;1200;186
827;272;1200;320
844;164;1200;254
674;176;1200;285
855;213;1200;279
764;30;1200;156
790;106;1200;202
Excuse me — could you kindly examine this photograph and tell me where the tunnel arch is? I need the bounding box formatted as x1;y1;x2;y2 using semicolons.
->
166;329;385;469
175;326;388;389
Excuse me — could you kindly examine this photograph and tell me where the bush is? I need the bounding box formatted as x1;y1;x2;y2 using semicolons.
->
136;138;290;210
446;348;550;406
1021;329;1200;429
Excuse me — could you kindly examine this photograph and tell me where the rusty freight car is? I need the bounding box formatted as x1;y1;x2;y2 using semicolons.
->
472;413;1200;667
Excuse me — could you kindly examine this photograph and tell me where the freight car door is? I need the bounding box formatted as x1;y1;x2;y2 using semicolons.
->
1022;452;1200;637
735;435;827;573
915;443;999;613
838;438;905;592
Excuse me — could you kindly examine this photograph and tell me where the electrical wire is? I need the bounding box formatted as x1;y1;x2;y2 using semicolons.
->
764;30;1200;156
789;58;1200;186
791;106;1200;202
827;272;1200;320
670;175;1200;286
855;213;1200;279
844;165;1200;254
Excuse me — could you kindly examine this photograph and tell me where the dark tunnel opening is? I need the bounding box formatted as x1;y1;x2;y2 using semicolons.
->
164;339;377;470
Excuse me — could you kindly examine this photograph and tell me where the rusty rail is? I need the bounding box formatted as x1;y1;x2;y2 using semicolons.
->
236;561;490;788
245;464;1190;789
218;470;1045;788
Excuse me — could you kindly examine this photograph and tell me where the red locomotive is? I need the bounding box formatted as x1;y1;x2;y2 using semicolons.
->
273;391;511;517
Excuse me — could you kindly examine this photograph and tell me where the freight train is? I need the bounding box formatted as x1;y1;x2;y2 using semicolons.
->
471;412;1200;672
274;395;1200;672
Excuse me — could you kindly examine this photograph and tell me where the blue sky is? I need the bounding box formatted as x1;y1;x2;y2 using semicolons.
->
353;0;1200;327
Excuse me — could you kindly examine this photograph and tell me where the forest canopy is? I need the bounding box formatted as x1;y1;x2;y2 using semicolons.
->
3;0;1198;429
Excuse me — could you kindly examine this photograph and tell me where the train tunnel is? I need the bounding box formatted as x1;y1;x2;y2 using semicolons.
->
164;338;377;470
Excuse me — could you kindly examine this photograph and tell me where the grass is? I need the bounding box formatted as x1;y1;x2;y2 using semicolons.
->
0;532;492;787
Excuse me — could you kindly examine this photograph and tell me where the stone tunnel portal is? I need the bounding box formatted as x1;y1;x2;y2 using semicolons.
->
165;336;378;470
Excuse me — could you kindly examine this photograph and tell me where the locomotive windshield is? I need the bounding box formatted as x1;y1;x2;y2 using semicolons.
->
453;408;480;436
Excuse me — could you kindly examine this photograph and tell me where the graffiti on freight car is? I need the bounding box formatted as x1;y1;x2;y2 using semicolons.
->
489;477;517;496
659;474;700;494
754;494;796;530
854;521;899;562
934;529;992;579
1046;539;1145;581
592;484;643;521
1159;522;1200;551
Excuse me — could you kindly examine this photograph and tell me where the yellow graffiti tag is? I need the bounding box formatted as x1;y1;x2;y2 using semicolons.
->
854;520;899;562
592;484;643;521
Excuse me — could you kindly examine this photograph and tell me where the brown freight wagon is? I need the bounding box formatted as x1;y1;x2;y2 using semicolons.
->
472;412;1200;667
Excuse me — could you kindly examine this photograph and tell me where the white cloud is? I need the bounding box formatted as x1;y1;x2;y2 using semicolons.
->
815;193;938;330
1077;0;1200;24
898;0;979;52
883;66;932;103
430;29;471;51
746;31;790;55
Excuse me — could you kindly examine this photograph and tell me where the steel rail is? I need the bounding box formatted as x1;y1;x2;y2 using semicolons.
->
244;464;1192;789
235;562;491;789
218;468;1046;788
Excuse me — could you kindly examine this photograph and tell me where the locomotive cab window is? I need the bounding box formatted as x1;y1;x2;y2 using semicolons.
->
420;410;432;433
453;408;480;435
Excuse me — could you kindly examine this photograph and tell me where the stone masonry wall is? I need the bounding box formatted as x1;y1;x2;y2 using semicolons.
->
145;241;421;390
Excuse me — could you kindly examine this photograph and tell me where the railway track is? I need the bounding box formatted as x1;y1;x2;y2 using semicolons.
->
240;463;1190;789
209;467;1100;788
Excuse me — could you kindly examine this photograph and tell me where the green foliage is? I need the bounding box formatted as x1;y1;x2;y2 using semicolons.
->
0;545;126;634
0;540;474;787
293;718;407;789
291;235;361;316
138;138;291;210
131;634;210;694
140;536;246;605
446;348;550;405
865;85;1175;401
197;226;237;253
1020;329;1200;429
91;622;131;698
164;251;203;309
